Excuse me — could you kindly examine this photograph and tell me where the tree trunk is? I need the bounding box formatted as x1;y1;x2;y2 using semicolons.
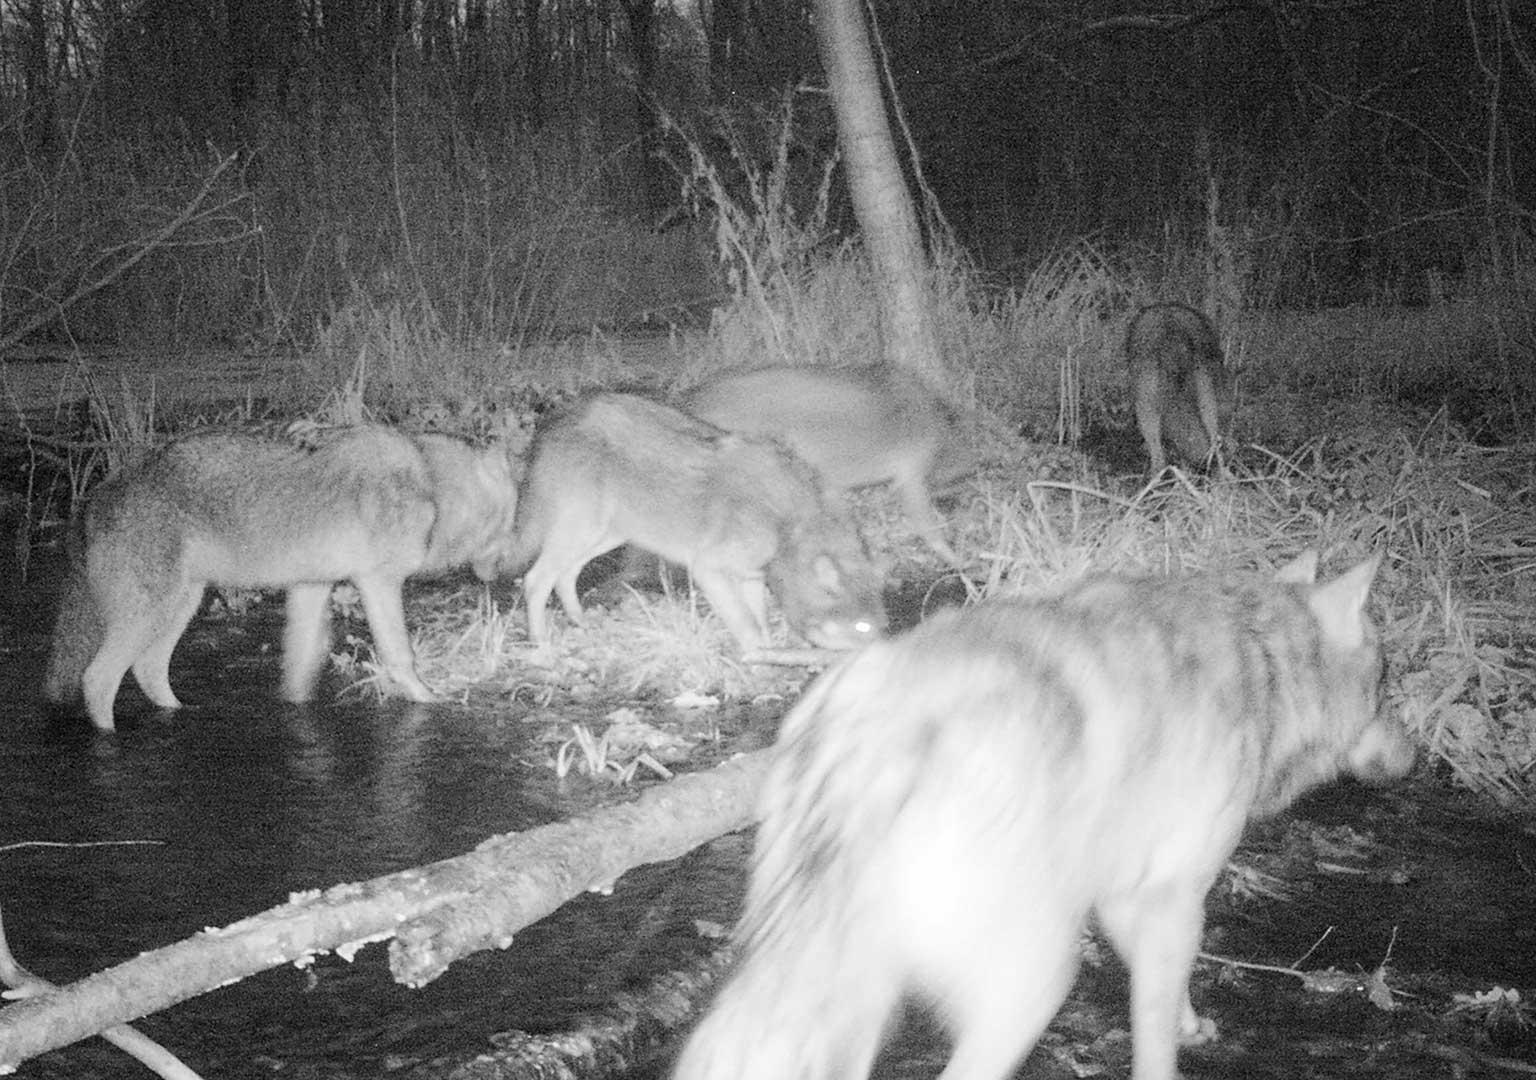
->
813;0;945;380
620;0;672;217
0;753;770;1072
22;0;54;152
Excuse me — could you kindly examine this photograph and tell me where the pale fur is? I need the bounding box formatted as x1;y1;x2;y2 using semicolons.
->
503;392;886;652
674;553;1414;1080
1125;302;1232;474
43;426;520;730
683;365;974;565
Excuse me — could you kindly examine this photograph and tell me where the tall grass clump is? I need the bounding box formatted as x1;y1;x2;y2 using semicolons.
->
955;403;1533;804
662;97;878;381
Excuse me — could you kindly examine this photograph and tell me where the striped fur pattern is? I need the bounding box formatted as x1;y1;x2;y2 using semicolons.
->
501;392;886;652
43;427;520;730
1125;302;1232;473
674;553;1414;1080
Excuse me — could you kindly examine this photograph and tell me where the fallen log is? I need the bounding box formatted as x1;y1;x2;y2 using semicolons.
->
0;906;204;1080
0;750;769;1071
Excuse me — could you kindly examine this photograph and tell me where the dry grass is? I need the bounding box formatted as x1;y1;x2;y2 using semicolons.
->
954;410;1536;803
366;395;1535;806
186;309;1536;803
27;207;1536;803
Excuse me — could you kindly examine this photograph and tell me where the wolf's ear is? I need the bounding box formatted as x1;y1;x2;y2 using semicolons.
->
1274;549;1319;585
1307;553;1382;648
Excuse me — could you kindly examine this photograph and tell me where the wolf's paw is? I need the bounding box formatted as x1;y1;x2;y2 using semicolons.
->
1178;1006;1219;1046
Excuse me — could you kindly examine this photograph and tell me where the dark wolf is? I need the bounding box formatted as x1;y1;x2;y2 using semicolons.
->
497;392;886;652
1125;301;1231;473
682;365;975;565
673;552;1414;1080
44;427;521;731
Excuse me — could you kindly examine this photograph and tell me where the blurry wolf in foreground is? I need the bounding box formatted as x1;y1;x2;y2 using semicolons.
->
44;427;521;731
673;553;1414;1080
682;365;975;565
1125;302;1231;473
498;392;886;653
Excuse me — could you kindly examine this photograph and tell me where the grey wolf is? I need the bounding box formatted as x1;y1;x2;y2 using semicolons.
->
498;392;886;652
673;552;1413;1080
43;426;520;731
682;365;974;564
1125;302;1231;473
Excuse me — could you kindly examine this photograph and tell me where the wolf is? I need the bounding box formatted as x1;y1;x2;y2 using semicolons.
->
673;552;1414;1080
43;426;521;731
1125;302;1231;473
496;392;886;652
682;365;975;565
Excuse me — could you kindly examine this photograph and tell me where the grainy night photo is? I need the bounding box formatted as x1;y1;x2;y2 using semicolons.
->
1;1;1533;1077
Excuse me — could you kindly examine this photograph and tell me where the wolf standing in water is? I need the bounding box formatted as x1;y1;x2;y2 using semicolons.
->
1125;301;1231;473
44;427;520;731
500;392;886;653
674;553;1414;1080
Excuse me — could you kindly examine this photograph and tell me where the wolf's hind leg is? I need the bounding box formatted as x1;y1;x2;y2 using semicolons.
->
83;586;194;731
81;654;131;732
934;922;1080;1080
282;583;335;702
1133;374;1168;474
1097;879;1211;1080
1190;367;1226;477
517;506;614;641
129;586;204;710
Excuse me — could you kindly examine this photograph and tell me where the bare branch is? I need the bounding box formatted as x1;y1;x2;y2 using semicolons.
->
0;751;768;1071
0;905;204;1080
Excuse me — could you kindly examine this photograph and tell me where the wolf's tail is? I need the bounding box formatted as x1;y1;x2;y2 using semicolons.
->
41;531;100;706
475;462;558;582
671;894;899;1080
672;658;908;1080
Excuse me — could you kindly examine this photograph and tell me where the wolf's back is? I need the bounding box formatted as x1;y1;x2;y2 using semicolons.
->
683;364;973;492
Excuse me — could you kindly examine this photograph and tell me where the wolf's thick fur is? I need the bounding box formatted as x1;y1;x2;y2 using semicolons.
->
43;427;520;731
1125;302;1231;473
674;553;1414;1080
682;365;974;564
502;392;886;652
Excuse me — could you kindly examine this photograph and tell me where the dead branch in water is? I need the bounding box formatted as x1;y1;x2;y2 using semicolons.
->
401;946;737;1080
0;751;769;1072
0;905;204;1080
741;646;846;668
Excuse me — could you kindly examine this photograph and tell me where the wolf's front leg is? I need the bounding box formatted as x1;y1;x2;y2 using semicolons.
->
692;568;769;652
353;576;436;702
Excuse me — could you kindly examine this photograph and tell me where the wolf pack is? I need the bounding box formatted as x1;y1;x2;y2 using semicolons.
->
40;301;1416;1080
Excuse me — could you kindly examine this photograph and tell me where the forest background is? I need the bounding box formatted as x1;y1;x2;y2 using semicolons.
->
2;5;1536;1069
3;0;1532;365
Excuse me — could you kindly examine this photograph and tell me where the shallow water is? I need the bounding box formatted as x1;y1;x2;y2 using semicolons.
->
4;542;1535;1079
0;579;745;1079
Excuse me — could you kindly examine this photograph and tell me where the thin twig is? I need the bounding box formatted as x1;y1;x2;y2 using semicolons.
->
0;904;204;1080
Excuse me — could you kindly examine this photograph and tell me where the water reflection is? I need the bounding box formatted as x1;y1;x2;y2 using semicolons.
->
0;606;744;1079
